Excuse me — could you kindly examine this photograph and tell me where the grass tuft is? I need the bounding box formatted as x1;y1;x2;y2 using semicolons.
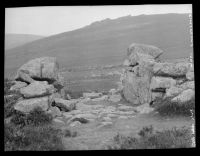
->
153;97;195;117
106;125;193;149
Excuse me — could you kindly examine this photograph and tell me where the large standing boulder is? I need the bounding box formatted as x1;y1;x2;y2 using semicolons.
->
122;43;195;108
127;43;163;64
123;68;152;105
20;81;55;98
122;43;164;105
14;96;50;113
15;57;62;84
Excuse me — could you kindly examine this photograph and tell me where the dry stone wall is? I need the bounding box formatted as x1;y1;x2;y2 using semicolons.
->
11;57;77;116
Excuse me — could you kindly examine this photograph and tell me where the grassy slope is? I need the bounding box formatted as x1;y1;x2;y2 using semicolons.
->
5;13;192;77
5;34;44;50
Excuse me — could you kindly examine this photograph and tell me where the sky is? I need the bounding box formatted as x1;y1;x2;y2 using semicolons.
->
5;4;192;36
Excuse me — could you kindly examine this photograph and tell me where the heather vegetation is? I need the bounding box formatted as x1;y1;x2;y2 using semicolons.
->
153;97;195;117
106;125;193;149
4;78;66;151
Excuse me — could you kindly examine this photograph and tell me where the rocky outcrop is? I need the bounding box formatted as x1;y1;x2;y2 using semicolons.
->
122;43;163;105
122;43;195;105
11;57;70;116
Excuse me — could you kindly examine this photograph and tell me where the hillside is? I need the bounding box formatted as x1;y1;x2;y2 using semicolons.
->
5;13;192;77
5;34;44;50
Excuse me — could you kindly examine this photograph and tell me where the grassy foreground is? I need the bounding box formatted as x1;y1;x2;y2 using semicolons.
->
4;78;65;151
4;78;195;150
106;125;193;149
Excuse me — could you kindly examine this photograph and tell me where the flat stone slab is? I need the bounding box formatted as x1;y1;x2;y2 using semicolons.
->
53;118;65;125
14;96;49;113
20;81;55;98
10;81;27;91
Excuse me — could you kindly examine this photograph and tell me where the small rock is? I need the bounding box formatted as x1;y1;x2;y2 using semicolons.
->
47;106;62;118
83;92;102;99
123;59;130;66
98;122;113;128
69;121;82;127
109;88;118;95
53;118;65;125
118;103;123;106
80;98;91;103
91;95;108;102
118;116;129;119
62;112;73;120
106;113;118;118
108;94;121;103
102;116;112;122
116;111;135;115
66;94;71;100
54;98;77;112
118;105;134;111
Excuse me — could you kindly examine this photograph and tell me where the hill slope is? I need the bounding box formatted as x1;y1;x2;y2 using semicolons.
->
5;13;192;76
5;34;44;50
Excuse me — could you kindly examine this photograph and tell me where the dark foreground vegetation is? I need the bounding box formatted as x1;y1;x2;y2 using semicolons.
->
106;125;193;149
4;78;65;151
153;97;195;117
